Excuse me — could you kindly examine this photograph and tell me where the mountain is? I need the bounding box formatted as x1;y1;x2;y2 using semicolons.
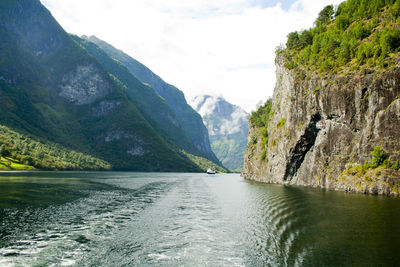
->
0;0;224;172
242;0;400;196
71;35;210;160
81;35;221;165
190;95;249;171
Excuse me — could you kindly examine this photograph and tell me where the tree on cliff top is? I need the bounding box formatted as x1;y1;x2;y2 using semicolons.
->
283;0;400;73
315;4;334;27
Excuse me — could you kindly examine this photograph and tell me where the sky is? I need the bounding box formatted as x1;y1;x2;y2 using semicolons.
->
41;0;344;112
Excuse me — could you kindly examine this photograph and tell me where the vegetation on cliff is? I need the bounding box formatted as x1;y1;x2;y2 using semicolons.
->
248;98;273;161
282;0;400;73
345;146;400;175
72;36;210;161
243;0;400;196
338;146;400;195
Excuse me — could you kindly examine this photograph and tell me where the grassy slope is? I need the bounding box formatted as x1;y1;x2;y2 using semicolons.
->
0;123;227;172
0;156;34;170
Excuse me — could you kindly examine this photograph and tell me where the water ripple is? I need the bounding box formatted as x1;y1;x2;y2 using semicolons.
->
1;173;399;266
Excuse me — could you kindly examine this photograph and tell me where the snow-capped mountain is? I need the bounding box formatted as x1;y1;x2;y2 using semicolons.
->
190;95;249;171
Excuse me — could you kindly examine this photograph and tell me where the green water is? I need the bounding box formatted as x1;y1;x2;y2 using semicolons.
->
0;172;399;266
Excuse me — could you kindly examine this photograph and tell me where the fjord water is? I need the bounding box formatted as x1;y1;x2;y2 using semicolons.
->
0;172;399;266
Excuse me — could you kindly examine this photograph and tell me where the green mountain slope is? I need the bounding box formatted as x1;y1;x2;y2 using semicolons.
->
0;0;207;171
71;36;208;158
82;35;221;165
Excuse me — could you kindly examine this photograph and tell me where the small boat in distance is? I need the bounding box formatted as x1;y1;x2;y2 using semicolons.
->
206;168;216;174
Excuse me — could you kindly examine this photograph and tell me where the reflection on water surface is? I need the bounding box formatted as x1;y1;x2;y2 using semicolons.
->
0;172;399;266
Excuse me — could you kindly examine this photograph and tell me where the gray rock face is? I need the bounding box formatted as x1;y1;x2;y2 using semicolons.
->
191;95;249;170
103;129;135;142
127;146;147;156
59;64;110;105
242;55;400;196
92;100;121;117
102;129;149;157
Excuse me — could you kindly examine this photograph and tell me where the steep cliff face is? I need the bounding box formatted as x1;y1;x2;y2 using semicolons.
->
242;55;400;196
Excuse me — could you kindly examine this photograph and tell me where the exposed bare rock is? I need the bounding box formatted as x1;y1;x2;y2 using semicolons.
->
127;146;147;156
242;55;400;196
59;64;111;105
103;129;135;142
101;129;150;157
92;100;121;117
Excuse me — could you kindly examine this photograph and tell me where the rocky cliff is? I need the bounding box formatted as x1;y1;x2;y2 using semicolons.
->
242;54;400;196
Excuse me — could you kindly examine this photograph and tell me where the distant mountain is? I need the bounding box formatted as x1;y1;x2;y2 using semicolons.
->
0;0;225;172
82;35;221;165
190;95;249;171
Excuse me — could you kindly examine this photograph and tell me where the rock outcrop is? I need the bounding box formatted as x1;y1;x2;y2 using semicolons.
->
242;55;400;196
59;64;111;104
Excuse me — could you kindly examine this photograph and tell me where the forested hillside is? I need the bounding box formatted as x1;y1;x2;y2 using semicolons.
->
282;0;400;72
0;125;110;170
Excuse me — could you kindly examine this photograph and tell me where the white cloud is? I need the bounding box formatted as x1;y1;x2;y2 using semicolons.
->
41;0;344;112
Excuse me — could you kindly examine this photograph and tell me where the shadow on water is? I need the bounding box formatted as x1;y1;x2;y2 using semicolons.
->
0;172;116;208
0;172;179;266
242;180;400;266
241;182;313;266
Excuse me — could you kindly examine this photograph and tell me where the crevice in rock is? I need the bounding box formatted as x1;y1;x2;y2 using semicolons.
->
350;114;355;125
283;113;321;181
328;114;339;120
361;87;368;99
